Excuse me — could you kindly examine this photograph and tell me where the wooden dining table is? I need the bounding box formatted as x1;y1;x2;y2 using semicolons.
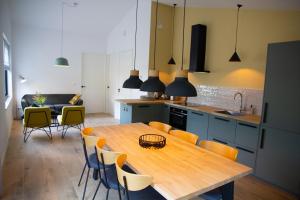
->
92;123;252;200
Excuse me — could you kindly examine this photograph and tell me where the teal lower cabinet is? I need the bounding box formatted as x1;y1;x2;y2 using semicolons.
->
132;104;162;123
120;103;165;124
208;115;237;144
255;127;300;196
186;110;209;142
235;121;259;169
161;105;170;124
120;104;132;124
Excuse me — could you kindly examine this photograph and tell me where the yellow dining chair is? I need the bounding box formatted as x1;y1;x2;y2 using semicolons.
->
93;139;134;200
199;140;239;200
79;128;102;200
57;106;85;138
199;140;238;161
148;121;172;133
23;107;52;142
115;154;166;200
169;130;199;145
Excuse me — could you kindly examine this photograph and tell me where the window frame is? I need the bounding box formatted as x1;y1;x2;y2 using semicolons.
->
2;33;12;108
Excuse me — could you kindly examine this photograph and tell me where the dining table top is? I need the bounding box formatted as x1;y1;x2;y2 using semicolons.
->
92;123;252;200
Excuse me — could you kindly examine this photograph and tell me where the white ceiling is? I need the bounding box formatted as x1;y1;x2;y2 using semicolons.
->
158;0;300;10
11;0;136;36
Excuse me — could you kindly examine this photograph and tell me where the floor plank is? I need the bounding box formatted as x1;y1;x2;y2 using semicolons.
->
1;113;297;200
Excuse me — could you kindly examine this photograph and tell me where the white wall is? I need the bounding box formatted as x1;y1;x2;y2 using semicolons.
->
13;24;106;107
106;0;152;118
0;0;13;194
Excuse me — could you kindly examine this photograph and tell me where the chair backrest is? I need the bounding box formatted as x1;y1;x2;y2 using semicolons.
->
81;128;102;168
81;128;100;148
115;154;153;192
199;140;238;161
149;121;172;133
24;107;51;128
169;130;199;145
95;139;122;166
61;106;85;125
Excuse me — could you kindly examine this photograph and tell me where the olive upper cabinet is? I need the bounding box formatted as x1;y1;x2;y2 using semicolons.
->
256;41;300;196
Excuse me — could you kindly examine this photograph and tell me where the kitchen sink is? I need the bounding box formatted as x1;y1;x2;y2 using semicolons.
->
214;110;245;116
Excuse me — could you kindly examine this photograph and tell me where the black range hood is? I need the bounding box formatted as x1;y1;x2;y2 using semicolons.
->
189;24;210;73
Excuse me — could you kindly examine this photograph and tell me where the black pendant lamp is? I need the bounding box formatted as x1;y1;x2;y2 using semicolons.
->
165;0;197;97
140;0;165;92
229;4;242;62
123;0;143;88
168;4;177;65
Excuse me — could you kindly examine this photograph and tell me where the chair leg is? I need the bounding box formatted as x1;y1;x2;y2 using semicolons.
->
92;180;102;200
82;168;90;200
105;188;110;200
23;127;27;143
117;183;122;200
78;163;87;186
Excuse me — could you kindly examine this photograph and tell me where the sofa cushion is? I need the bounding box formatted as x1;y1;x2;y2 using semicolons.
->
69;94;81;105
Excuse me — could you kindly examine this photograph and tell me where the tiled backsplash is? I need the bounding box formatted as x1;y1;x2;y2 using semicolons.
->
188;85;264;115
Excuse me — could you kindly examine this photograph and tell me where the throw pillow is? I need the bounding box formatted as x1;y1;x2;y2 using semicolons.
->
69;94;81;105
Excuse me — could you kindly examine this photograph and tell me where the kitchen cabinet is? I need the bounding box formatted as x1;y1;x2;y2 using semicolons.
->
208;115;236;144
162;104;170;124
255;127;300;195
120;103;164;124
235;121;259;169
186;110;209;141
256;41;300;196
120;104;132;124
262;41;300;134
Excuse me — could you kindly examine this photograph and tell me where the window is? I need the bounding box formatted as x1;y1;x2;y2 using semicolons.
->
3;33;12;108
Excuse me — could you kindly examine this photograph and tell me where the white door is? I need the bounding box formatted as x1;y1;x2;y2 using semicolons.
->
81;53;107;114
107;50;134;118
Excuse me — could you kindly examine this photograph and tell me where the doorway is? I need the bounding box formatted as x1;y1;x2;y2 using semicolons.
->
81;53;107;114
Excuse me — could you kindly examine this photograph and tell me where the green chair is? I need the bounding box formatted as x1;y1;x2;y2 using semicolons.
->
23;107;52;142
57;106;85;138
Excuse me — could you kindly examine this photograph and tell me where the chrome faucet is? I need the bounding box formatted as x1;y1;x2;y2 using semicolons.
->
234;92;243;112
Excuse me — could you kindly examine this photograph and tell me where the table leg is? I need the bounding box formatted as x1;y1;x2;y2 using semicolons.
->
93;169;99;180
221;181;234;200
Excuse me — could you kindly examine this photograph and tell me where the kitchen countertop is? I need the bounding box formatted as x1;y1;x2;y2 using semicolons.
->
115;99;183;105
116;99;261;125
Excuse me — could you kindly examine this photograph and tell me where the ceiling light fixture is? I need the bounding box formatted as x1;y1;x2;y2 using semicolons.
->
140;0;165;92
122;0;143;89
55;1;78;67
168;3;176;65
229;4;242;62
165;0;197;97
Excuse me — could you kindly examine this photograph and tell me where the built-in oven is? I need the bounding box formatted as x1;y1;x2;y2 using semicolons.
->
169;107;187;130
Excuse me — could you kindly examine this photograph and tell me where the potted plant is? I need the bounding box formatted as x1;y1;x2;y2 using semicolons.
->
32;93;47;107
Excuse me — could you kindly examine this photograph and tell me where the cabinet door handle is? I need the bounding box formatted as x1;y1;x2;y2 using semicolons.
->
213;138;227;144
238;122;257;129
138;105;150;108
260;128;266;149
262;102;268;123
236;146;255;154
192;112;204;116
215;117;230;122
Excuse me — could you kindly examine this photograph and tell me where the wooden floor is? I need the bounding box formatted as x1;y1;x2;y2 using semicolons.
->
1;113;297;200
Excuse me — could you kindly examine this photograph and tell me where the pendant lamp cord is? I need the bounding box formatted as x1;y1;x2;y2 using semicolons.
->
234;4;242;52
181;0;186;70
133;0;138;70
171;4;176;56
61;2;64;57
153;0;159;70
